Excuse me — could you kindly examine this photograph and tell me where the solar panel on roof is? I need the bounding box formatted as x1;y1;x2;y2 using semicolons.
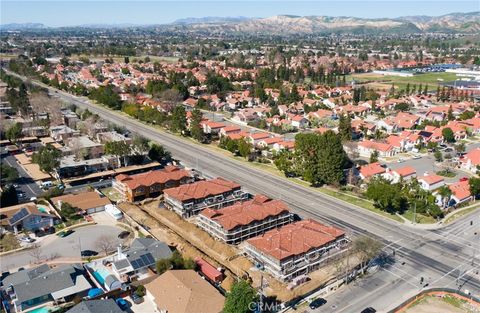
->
9;208;29;224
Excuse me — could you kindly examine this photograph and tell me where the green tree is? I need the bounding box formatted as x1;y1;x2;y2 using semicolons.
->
104;141;131;166
0;185;18;207
60;202;80;220
6;122;23;143
434;150;443;162
31;144;61;173
469;177;480;199
155;259;171;275
223;280;258;313
447;105;454;121
190;109;205;142
442;127;455;143
338;114;352;142
170;106;187;133
365;178;408;213
148;143;172;163
237;138;252;158
369;150;379;163
0;164;18;184
294;131;348;186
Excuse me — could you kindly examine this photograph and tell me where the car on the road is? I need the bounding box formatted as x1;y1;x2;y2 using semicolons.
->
19;236;35;243
412;155;421;159
309;298;327;309
116;298;129;310
81;250;98;257
361;307;376;313
118;231;130;239
57;230;74;238
130;293;144;304
397;158;405;163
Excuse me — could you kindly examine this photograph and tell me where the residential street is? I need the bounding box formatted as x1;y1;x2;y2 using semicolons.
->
0;224;123;271
1;154;43;201
5;70;480;312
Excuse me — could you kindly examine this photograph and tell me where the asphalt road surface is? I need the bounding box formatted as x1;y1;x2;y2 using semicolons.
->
6;70;480;312
0;224;122;271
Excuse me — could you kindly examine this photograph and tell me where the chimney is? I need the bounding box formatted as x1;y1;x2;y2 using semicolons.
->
117;245;125;259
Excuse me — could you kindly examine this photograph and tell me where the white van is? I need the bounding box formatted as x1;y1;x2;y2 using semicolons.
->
41;181;53;189
105;204;123;220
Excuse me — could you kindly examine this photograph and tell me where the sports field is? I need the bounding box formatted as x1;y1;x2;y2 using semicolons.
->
347;72;458;91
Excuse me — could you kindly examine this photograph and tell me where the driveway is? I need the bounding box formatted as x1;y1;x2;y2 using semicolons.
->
0;224;123;271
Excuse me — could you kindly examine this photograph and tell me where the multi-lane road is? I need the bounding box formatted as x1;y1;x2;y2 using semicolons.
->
5;70;480;312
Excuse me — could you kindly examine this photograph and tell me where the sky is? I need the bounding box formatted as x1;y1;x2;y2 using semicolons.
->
1;1;479;27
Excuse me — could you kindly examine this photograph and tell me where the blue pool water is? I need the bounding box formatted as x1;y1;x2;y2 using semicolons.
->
93;269;109;285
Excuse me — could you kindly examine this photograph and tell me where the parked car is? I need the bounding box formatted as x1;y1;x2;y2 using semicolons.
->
115;298;129;310
412;155;421;159
57;230;74;238
19;236;35;243
397;158;405;163
130;293;144;304
30;197;37;202
361;307;376;313
80;250;98;257
309;298;327;309
118;231;130;239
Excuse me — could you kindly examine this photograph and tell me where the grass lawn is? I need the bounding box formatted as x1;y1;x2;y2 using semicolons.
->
100;187;123;202
401;209;437;224
0;233;20;253
436;169;457;178
347;72;458;91
444;202;480;224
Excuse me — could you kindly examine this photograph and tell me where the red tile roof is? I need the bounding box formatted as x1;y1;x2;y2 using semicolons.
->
247;219;345;261
116;166;191;190
164;178;241;202
393;166;416;177
419;174;444;185
463;148;480;166
449;180;471;201
359;162;386;179
200;195;290;231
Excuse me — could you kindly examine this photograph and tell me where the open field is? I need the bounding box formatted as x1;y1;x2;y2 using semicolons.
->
403;294;479;313
347;72;458;91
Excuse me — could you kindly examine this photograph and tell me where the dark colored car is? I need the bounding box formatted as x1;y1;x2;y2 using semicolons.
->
118;231;131;239
309;298;327;309
361;307;376;313
81;250;98;257
115;298;129;310
130;293;144;304
57;229;74;238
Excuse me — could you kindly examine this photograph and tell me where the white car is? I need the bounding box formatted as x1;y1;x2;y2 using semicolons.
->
19;236;35;243
397;158;405;163
412;155;421;159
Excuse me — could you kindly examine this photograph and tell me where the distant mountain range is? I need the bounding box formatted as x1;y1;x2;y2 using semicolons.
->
169;12;480;35
1;12;479;34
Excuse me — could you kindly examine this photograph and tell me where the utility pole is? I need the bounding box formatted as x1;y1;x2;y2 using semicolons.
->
412;202;416;225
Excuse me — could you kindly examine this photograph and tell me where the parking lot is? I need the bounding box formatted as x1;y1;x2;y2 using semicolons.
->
1;154;43;202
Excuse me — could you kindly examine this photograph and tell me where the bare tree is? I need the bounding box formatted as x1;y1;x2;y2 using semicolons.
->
353;236;383;274
95;235;116;256
28;244;43;264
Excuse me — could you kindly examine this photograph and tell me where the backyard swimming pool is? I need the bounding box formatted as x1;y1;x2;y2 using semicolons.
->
92;269;110;285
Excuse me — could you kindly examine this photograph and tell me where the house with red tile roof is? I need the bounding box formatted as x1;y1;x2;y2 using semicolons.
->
358;162;386;180
460;148;480;173
357;140;396;158
245;219;347;281
384;166;417;183
201;121;226;135
256;137;283;149
113;166;193;202
164;178;247;218
418;173;445;191
197;195;294;244
272;141;295;152
247;132;271;145
449;180;472;206
219;125;242;138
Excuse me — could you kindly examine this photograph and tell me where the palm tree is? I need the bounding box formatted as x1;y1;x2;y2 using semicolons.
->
437;186;452;208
